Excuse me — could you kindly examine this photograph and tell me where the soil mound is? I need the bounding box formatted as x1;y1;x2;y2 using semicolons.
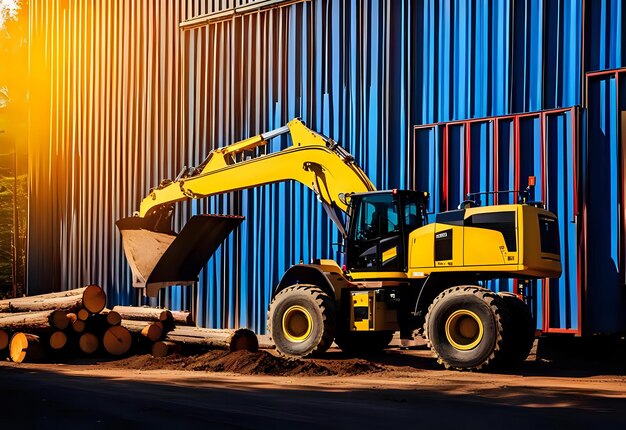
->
101;350;385;376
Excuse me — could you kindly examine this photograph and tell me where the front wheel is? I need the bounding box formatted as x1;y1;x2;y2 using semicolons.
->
267;284;336;357
424;286;511;370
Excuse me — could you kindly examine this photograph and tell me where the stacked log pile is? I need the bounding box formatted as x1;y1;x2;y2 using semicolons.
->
0;286;258;363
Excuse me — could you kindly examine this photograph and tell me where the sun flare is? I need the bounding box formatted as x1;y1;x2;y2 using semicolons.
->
0;0;20;31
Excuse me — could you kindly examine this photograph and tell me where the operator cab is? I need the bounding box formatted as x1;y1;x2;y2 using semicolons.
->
346;190;429;272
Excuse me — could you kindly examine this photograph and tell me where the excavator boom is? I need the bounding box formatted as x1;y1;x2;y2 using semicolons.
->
117;118;375;296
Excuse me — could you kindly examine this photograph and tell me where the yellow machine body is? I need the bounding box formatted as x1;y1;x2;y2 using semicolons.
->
349;290;398;332
138;118;374;218
405;204;561;279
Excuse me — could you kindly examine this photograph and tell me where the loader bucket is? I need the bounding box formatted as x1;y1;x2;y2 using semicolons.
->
116;214;244;297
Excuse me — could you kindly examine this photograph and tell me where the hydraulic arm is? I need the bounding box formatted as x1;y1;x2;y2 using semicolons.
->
139;118;374;234
117;118;375;295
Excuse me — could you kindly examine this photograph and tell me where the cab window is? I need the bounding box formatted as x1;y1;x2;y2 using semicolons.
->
353;195;398;241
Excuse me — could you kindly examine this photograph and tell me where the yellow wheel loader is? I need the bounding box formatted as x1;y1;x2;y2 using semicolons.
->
117;118;561;370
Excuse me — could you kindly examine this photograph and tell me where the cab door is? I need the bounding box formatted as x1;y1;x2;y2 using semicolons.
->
347;193;403;272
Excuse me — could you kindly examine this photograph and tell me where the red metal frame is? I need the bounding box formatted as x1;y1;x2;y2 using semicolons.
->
465;123;471;198
442;125;449;211
586;67;626;305
413;107;582;335
493;119;499;205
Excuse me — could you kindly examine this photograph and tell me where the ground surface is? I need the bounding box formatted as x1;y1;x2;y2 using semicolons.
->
1;339;625;429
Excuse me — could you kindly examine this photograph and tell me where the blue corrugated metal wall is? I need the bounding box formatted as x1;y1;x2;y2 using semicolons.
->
27;0;626;334
585;70;626;333
163;0;626;334
166;0;594;333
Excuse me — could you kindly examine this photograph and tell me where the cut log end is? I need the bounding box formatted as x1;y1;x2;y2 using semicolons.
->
230;328;259;352
10;333;44;363
103;326;132;356
72;319;86;333
141;322;164;342
106;311;122;326
151;341;180;358
79;333;99;354
50;331;67;350
77;308;90;321
0;329;9;350
50;310;70;330
83;285;106;314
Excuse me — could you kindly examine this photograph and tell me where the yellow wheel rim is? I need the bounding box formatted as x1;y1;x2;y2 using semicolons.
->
445;309;484;351
282;305;313;342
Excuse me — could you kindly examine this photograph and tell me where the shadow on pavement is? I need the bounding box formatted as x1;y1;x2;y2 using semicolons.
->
1;365;625;429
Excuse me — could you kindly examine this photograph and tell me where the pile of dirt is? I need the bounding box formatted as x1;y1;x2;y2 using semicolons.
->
100;350;385;376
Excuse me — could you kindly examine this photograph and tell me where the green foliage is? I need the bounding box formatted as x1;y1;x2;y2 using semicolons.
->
0;171;26;298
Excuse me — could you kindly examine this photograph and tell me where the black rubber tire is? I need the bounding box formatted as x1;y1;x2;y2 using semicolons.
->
497;292;536;366
335;330;394;354
424;286;511;370
267;284;335;357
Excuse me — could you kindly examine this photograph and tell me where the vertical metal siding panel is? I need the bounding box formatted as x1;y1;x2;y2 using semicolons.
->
586;0;624;71
28;0;189;306
543;110;579;332
620;75;626;293
412;126;438;215
585;74;625;333
491;1;510;115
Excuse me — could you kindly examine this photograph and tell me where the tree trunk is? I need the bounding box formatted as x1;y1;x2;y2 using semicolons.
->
103;326;132;356
121;320;168;341
77;308;90;321
151;340;180;358
0;328;8;351
105;311;122;326
49;331;67;350
0;285;105;314
0;295;84;313
170;310;194;326
10;332;45;363
72;319;86;333
140;322;164;342
165;327;258;352
50;310;70;330
82;285;106;314
79;332;99;354
112;306;173;323
0;287;87;312
0;310;61;331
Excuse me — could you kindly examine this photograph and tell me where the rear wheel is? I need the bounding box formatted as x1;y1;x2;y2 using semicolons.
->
424;286;511;370
498;292;536;365
267;284;335;357
335;330;394;354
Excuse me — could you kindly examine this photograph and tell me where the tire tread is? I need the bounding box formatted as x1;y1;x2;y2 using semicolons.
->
423;285;512;371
